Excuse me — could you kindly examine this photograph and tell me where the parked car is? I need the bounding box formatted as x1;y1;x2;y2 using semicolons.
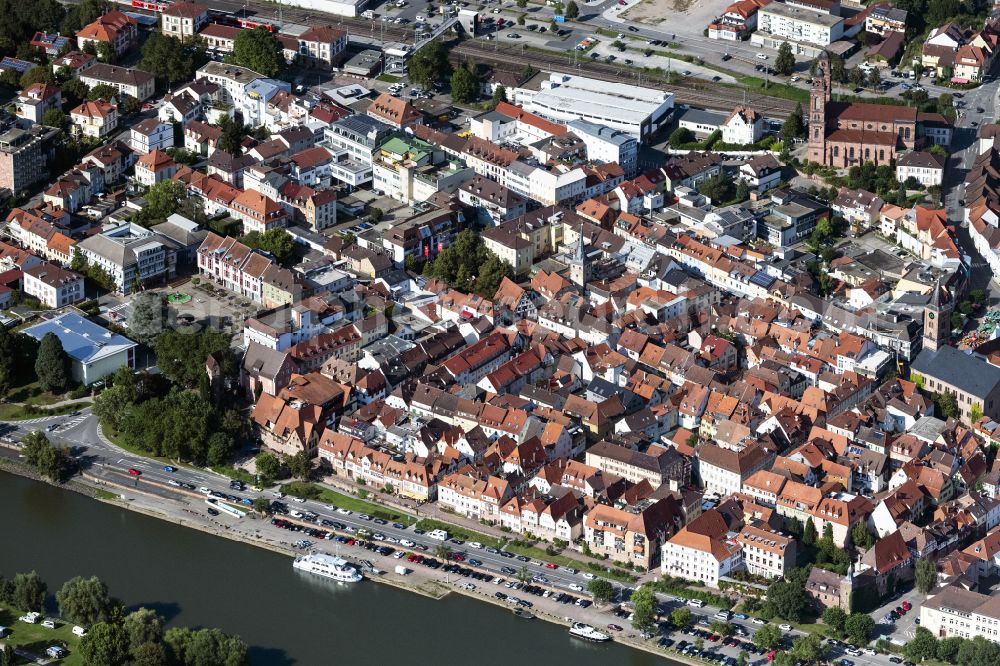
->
46;646;67;659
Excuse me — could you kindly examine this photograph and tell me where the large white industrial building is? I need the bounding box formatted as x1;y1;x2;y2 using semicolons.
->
515;74;674;143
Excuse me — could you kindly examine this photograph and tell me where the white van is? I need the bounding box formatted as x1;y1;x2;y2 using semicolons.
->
714;610;731;620
428;528;450;540
72;625;88;637
687;599;705;608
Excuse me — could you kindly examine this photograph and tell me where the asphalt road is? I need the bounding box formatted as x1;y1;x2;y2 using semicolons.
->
2;409;919;666
2;410;597;593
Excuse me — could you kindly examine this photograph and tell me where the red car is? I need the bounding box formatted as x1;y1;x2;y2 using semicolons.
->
127;468;141;476
902;601;912;611
346;539;355;545
545;562;558;569
767;652;776;662
452;553;464;562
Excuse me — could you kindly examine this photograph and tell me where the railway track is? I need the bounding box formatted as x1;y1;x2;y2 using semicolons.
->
114;0;795;116
452;41;797;117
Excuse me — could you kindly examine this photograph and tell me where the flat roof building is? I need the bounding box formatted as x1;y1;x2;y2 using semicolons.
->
519;73;673;142
754;1;845;52
23;311;137;385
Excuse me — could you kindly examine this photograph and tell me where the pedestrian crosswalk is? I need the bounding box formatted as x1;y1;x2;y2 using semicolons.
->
5;414;89;428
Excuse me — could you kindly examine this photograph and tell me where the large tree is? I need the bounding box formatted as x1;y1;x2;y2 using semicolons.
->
424;229;513;297
753;623;782;650
698;173;735;203
916;557;937;594
12;571;47;612
408;41;450;89
41;108;65;128
671;607;694;628
56;575;117;626
139;179;188;225
20;430;68;482
153;328;232;389
823;607;847;636
450;65;479;104
254;452;281;486
232;26;283;78
630;584;657;633
936;637;963;664
164;626;249;666
791;634;827;664
80;622;130;666
905;627;939;662
140;32;196;85
87;83;118;102
0;325;38;394
239;228;295;266
565;0;579;17
844;613;875;646
218;115;245;155
774;42;795;76
129;292;167;345
851;521;875;550
123;607;164;649
781;102;805;142
764;578;806;623
35;331;71;393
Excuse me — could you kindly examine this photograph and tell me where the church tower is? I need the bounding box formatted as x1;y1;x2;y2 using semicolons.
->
569;232;591;290
807;52;831;165
922;280;952;352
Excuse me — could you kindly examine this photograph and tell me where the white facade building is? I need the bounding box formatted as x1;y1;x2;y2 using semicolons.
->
755;3;845;48
518;73;674;142
661;510;743;588
567;119;639;177
22;263;84;308
22;312;137;385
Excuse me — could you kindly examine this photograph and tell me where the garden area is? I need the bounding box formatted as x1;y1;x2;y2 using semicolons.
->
0;326;95;420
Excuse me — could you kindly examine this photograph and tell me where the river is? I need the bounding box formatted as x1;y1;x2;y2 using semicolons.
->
0;471;668;665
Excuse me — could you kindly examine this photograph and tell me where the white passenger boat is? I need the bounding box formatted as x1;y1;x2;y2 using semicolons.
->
569;622;611;642
293;553;363;583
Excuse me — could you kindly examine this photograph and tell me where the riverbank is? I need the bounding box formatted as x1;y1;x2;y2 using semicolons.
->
0;460;684;664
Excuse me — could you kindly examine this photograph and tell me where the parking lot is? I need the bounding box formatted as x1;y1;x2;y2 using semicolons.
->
869;586;922;644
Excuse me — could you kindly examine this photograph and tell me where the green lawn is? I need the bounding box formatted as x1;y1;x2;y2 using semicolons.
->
280;482;417;525
728;75;810;103
414;518;506;549
375;73;401;82
0;401;90;421
0;603;83;665
210;466;256;484
4;382;67;406
412;519;639;582
94;489;120;501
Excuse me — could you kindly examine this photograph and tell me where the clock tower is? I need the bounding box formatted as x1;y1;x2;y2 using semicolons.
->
807;52;831;165
923;280;952;352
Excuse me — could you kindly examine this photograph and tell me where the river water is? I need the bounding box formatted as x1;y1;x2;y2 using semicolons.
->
0;471;667;665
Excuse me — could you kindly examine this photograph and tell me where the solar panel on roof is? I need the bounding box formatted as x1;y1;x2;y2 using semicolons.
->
749;270;776;289
0;57;36;73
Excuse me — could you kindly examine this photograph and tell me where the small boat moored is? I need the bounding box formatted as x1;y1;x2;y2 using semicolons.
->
569;622;611;642
513;609;535;620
